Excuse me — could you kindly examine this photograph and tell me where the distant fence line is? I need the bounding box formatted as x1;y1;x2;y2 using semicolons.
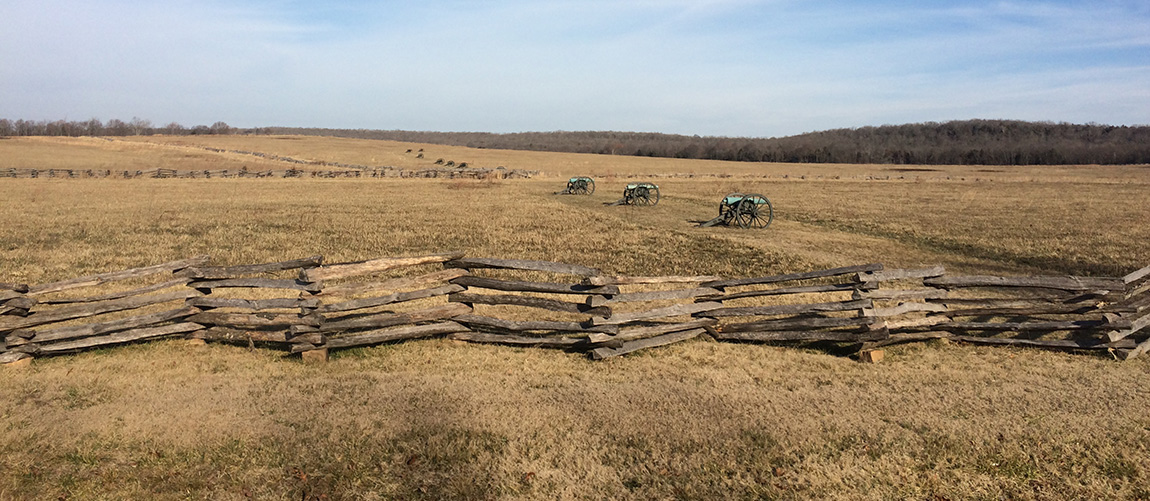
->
0;165;538;180
2;253;1148;365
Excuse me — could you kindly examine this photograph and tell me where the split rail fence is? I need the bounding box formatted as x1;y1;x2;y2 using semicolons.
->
2;253;1148;365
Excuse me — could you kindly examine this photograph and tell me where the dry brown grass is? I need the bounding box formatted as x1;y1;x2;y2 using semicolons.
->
1;136;1149;499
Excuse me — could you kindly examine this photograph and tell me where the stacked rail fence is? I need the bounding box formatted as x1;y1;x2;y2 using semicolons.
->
2;253;1148;365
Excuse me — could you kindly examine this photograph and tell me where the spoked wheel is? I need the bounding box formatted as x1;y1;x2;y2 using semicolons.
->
634;186;659;206
584;179;595;195
735;194;773;229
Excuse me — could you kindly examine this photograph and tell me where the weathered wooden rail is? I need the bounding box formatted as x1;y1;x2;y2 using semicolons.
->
2;253;1147;365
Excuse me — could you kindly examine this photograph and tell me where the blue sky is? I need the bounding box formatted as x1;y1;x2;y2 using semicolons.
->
2;0;1147;137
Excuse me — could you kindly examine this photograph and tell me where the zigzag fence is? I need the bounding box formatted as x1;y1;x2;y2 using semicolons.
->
2;253;1148;365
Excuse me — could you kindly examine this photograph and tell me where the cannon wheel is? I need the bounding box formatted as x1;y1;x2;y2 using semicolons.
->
582;179;595;195
735;194;773;229
634;185;660;206
719;192;743;223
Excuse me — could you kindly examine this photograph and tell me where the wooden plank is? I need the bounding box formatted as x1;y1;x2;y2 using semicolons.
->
3;297;36;310
924;275;1123;291
186;312;321;329
591;302;723;326
885;315;951;331
303;252;464;282
1105;312;1150;342
866;302;948;317
37;278;190;305
447;332;620;349
187;297;322;311
706;299;872;318
0;289;203;333
448;292;608;316
857;266;946;282
180;255;323;279
453;314;619;335
944;303;1099;317
0;282;30;293
320;303;472;333
1126;280;1150;300
324;321;470;349
941;320;1105;332
713;327;889;342
583;275;724;287
318;284;463;313
28;255;210;296
193;327;291;343
452;276;618;295
188;278;322;293
315;268;469;297
445;257;601;277
588;287;720;307
6;306;200;346
721;315;877;333
0;290;25;302
952;335;1135;350
612;318;718;342
703;263;883;289
37;322;204;353
854;288;948;301
700;282;875;302
1123;264;1150;285
0;351;32;364
861;331;954;349
1117;337;1150;361
589;328;704;360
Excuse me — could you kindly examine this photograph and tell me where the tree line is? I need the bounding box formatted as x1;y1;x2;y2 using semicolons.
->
4;117;1149;165
0;118;233;137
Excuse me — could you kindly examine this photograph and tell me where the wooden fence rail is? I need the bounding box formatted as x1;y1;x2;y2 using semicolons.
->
2;255;1148;365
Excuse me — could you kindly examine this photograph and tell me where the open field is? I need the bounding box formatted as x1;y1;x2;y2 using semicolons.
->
1;135;1149;499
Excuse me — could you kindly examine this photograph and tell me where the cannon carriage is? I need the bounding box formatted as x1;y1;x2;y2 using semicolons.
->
607;182;660;206
558;176;595;195
698;193;773;228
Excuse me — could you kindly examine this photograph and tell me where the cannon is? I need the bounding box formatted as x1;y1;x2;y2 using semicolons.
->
558;176;595;195
698;193;773;228
608;182;660;206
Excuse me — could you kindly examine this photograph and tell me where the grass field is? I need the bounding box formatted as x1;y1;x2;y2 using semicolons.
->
1;135;1149;499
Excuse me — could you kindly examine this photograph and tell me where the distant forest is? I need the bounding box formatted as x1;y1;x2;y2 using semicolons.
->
4;117;1149;165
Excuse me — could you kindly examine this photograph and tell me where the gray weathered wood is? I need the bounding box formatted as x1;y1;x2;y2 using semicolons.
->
324;321;470;348
944;303;1100;317
188;278;322;293
28;255;210;296
924;275;1123;291
856;266;946;282
315;268;469;297
449;292;608;316
445;257;601;277
187;311;321;329
854;288;948;301
941;320;1104;332
885;315;951;331
187;297;322;311
318;284;463;313
590;287;721;307
591;302;723;326
951;335;1135;350
451;276;619;295
453;314;618;334
700;282;875;302
0;290;25;302
0;289;203;333
2;296;36;310
1105;311;1150;342
703;263;883;289
36;278;190;305
611;318;719;342
866;302;948;317
304;251;464;282
320;303;472;333
721;315;877;333
38;322;204;353
6;306;200;346
181;255;323;279
1117;336;1150;361
861;331;954;349
706;299;873;318
0;351;31;364
193;327;291;344
0;282;30;293
589;328;704;360
712;329;886;342
1124;264;1150;285
583;275;724;286
447;331;621;349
